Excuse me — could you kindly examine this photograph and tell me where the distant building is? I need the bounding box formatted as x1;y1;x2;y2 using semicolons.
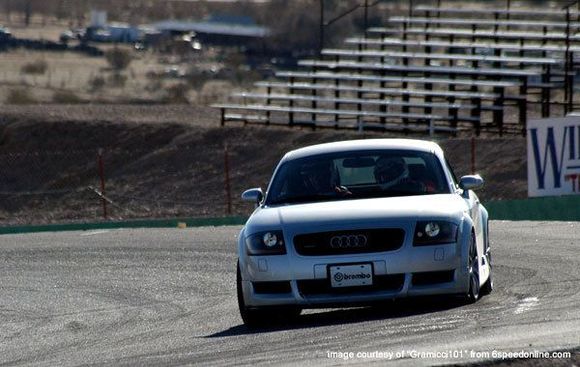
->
90;10;107;28
151;14;270;46
85;10;142;43
86;22;142;43
0;26;12;50
82;11;270;47
0;26;10;40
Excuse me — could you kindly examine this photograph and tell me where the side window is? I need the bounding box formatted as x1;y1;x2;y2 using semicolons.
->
445;158;459;189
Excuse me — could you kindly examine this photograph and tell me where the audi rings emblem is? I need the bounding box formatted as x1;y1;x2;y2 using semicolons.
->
330;234;368;248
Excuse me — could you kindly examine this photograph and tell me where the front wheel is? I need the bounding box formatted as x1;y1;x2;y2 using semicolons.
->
465;232;480;303
236;260;301;327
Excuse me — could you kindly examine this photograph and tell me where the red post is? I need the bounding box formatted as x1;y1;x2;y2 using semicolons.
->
470;137;476;175
97;148;107;219
224;143;232;215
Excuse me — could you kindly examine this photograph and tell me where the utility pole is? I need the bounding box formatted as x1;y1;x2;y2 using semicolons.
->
562;0;579;113
5;0;12;22
224;144;232;216
363;0;369;39
97;149;107;220
319;0;382;55
319;0;325;56
24;0;32;27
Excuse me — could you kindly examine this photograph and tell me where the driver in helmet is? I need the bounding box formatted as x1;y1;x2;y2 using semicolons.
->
374;156;426;193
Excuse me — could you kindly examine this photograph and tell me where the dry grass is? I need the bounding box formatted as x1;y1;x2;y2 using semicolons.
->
5;88;37;104
0;48;172;104
0;49;107;100
0;13;250;106
21;59;49;75
2;23;68;42
0;45;250;105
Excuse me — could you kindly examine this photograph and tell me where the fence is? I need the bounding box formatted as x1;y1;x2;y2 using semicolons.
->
0;136;525;226
0;146;245;225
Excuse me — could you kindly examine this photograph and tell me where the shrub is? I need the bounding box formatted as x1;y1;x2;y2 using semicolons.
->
199;81;233;104
5;88;36;104
224;52;245;69
164;83;190;104
145;79;163;93
21;59;48;75
184;68;210;89
105;48;132;71
107;73;127;87
52;90;83;104
88;75;106;92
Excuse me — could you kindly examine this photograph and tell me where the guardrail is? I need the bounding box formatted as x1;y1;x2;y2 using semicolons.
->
0;216;247;235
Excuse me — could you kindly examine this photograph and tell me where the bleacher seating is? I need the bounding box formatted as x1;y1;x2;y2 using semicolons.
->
213;3;579;136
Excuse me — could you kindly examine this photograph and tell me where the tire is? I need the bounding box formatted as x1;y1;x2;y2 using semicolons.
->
465;232;480;303
480;227;493;296
236;260;301;327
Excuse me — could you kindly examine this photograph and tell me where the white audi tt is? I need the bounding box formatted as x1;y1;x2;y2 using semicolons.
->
237;139;492;326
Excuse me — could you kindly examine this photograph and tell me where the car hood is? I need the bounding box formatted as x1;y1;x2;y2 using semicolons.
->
245;194;468;235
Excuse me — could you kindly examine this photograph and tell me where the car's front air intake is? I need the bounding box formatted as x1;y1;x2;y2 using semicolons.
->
412;270;455;286
252;281;292;294
297;274;405;296
293;228;405;256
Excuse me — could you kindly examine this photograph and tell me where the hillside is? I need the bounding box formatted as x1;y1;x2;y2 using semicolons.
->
0;105;526;225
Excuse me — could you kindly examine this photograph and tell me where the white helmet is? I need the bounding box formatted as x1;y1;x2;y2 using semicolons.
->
374;156;409;188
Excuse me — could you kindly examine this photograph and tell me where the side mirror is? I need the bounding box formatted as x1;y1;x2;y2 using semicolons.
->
241;187;264;205
459;175;484;191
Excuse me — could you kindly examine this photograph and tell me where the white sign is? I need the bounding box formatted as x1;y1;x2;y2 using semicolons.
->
527;117;580;197
90;10;107;27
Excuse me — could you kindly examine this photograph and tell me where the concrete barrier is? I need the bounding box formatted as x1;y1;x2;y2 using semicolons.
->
485;195;580;221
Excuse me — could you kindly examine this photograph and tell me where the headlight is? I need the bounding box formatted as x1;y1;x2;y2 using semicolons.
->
245;230;286;255
413;221;458;246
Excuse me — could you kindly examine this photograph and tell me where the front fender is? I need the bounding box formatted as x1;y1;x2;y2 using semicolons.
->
237;226;248;277
481;205;489;249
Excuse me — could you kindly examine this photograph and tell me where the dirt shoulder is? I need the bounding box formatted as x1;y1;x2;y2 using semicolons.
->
0;105;527;225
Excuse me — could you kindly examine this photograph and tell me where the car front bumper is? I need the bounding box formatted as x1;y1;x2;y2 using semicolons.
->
240;241;470;308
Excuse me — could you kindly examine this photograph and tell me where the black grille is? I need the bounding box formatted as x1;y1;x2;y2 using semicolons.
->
294;228;405;256
252;281;292;294
412;270;455;286
297;274;405;296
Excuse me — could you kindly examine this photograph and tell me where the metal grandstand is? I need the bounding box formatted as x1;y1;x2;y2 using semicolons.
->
213;1;580;136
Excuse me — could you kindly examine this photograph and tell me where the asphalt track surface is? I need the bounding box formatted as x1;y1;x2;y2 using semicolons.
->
0;221;579;366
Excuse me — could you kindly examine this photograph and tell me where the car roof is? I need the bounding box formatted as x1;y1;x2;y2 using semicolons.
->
282;139;443;162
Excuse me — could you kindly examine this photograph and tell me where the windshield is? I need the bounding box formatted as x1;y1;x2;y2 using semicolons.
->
266;149;450;205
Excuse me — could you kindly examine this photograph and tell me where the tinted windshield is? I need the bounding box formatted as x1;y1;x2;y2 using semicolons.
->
266;150;450;205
